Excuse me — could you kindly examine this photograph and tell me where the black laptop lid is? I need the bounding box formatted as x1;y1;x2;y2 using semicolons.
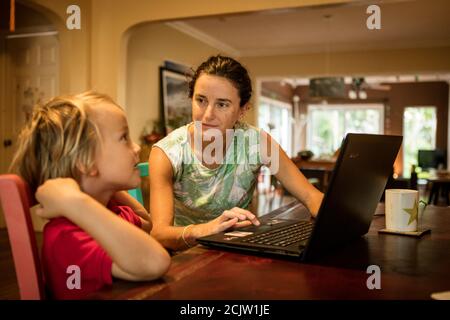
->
302;133;402;261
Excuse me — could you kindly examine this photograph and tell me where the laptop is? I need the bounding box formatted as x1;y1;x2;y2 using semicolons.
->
197;133;402;261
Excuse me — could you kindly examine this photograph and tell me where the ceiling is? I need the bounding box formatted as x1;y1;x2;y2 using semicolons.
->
167;0;450;57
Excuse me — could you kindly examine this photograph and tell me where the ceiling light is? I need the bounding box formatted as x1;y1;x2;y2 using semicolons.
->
358;90;367;99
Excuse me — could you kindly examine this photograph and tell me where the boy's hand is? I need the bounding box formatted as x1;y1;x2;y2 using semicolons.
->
35;178;85;219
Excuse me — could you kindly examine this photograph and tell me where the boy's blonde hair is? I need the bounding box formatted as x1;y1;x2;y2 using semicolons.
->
10;91;119;192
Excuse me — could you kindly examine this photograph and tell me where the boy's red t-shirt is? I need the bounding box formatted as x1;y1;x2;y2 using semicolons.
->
41;204;142;300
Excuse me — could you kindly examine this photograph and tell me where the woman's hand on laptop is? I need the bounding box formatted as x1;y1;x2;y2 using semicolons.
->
228;207;261;229
191;207;260;238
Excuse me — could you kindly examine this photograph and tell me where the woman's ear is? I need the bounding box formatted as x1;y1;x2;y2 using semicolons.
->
239;103;250;120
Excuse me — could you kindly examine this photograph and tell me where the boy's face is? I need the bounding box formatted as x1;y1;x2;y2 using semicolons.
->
89;102;141;191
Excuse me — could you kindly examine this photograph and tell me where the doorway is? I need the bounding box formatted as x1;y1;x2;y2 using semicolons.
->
0;4;59;230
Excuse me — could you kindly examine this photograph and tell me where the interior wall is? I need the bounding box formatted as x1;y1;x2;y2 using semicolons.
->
27;0;92;94
91;0;350;102
0;0;91;229
25;1;450;136
5;0;450;171
0;37;5;228
26;0;352;123
261;81;294;104
242;47;450;78
127;27;450;152
125;23;218;143
0;38;6;175
388;81;449;174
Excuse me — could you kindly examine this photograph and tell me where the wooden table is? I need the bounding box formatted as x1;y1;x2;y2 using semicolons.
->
90;202;450;300
291;158;335;191
426;173;450;205
291;157;336;171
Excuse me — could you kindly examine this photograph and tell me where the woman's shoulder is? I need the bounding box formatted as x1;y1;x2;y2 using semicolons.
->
153;124;189;151
152;124;191;176
234;121;261;133
232;121;262;146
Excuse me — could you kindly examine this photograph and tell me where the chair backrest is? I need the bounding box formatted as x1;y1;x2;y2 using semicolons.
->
127;162;149;205
0;174;45;300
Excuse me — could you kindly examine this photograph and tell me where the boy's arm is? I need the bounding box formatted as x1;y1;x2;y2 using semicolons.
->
35;178;170;281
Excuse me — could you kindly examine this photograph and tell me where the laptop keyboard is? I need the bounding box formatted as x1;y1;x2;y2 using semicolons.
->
241;221;314;247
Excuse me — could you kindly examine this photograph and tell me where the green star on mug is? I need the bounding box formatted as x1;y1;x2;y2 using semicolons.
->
403;201;418;225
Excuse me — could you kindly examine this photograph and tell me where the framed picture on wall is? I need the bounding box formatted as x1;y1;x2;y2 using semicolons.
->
159;67;192;135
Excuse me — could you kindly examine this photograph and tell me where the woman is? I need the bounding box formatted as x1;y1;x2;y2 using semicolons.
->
150;55;323;251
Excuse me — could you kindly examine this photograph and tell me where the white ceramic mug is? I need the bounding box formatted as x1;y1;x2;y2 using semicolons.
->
385;189;426;232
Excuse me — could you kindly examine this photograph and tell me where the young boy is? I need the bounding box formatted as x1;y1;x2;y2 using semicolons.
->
11;91;170;299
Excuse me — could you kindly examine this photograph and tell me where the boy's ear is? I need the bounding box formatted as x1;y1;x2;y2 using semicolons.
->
87;166;99;177
76;162;99;177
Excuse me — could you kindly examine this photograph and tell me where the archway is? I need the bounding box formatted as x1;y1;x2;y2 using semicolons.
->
0;1;60;230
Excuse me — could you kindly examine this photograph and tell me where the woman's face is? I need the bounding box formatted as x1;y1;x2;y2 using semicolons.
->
191;74;247;135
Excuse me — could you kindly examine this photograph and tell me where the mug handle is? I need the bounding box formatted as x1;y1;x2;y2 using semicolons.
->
418;200;427;230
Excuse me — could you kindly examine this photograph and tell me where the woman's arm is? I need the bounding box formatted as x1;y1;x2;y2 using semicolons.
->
261;132;324;217
113;190;152;233
148;147;182;250
35;178;170;281
149;147;259;251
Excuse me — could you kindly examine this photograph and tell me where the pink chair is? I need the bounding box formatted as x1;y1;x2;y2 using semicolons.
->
0;174;45;300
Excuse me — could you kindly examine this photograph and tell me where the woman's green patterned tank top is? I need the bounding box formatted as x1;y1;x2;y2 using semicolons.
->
153;121;263;226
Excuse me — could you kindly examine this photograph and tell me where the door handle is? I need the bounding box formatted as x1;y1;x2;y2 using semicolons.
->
3;139;12;148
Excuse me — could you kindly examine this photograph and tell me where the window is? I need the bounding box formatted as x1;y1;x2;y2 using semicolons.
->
403;107;437;176
258;97;293;156
307;104;384;158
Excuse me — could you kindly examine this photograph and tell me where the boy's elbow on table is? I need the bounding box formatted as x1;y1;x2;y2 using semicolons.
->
135;249;171;281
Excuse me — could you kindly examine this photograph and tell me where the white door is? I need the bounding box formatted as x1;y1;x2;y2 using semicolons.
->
0;34;59;230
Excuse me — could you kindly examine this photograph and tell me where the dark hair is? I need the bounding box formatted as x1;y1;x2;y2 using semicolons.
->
188;55;252;107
